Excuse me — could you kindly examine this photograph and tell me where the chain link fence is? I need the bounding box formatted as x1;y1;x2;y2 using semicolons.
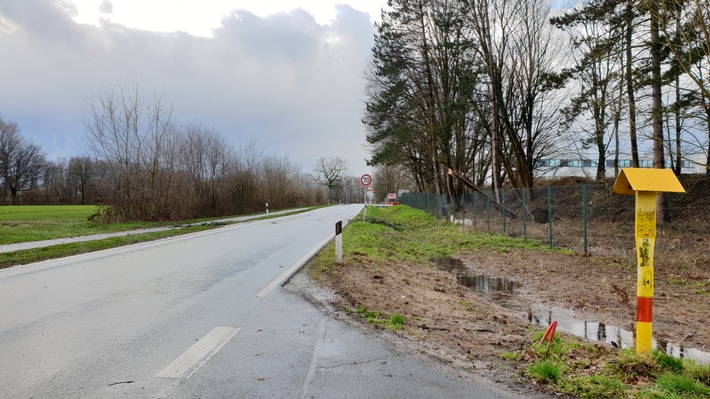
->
399;175;710;273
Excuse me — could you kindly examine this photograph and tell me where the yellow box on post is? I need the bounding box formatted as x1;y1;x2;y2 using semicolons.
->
611;168;685;354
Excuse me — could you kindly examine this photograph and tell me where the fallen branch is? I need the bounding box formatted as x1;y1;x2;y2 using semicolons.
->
447;168;518;219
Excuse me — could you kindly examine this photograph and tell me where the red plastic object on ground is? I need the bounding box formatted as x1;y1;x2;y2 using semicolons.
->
540;321;558;352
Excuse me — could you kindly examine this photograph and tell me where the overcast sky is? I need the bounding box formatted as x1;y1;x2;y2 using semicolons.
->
0;0;388;175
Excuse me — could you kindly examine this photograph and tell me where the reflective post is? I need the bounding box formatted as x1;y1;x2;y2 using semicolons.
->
335;221;343;264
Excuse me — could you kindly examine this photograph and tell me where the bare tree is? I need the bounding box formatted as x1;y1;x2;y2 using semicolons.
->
42;159;77;204
0;115;46;204
313;157;348;202
84;78;178;220
260;155;298;209
180;122;235;216
67;156;95;205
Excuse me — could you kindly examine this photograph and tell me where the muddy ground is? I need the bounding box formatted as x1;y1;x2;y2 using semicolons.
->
288;246;710;397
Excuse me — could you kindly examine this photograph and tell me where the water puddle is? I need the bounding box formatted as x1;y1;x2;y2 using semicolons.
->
528;304;710;364
431;257;521;294
431;256;710;364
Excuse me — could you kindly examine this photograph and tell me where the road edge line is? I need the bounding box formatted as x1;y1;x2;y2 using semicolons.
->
256;217;353;298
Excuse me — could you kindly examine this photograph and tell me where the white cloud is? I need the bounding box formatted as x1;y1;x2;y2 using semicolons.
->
69;0;386;37
98;0;112;14
0;0;378;174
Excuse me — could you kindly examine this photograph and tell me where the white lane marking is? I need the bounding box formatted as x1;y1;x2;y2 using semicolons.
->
256;234;334;298
156;327;240;379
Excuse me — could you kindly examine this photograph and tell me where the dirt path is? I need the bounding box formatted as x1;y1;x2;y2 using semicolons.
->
288;247;710;395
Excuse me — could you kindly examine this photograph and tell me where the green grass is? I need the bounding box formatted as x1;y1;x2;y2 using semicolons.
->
386;313;406;331
528;361;561;383
518;331;710;399
0;205;315;245
0;205;316;269
0;205;156;244
309;205;559;280
0;225;218;269
352;306;406;331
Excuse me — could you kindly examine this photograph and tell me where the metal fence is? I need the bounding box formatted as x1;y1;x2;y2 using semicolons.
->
399;175;710;273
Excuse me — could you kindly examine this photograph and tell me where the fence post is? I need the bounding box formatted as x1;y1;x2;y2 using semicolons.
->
487;195;491;232
473;192;477;227
502;191;507;235
523;188;527;240
583;184;588;255
461;193;466;226
548;186;553;248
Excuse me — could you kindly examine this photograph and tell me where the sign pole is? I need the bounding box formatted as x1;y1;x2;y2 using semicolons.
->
363;188;367;222
360;174;373;222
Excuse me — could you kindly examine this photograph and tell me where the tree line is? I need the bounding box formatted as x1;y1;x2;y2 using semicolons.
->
363;0;710;202
0;81;365;220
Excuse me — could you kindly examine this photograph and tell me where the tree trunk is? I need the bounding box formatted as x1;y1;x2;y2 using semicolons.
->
674;75;682;175
650;1;666;224
626;0;640;167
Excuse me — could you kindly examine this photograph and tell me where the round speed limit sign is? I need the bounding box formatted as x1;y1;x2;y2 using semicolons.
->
360;174;372;186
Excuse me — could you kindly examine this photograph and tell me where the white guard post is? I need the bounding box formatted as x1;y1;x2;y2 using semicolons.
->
335;221;343;264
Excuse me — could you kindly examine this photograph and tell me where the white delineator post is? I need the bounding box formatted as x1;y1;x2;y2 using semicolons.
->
335;221;343;264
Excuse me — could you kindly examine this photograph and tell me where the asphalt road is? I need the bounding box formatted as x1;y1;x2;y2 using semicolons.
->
0;205;527;398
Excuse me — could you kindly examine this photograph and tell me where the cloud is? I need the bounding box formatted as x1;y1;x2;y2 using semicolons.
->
99;0;112;14
0;1;375;173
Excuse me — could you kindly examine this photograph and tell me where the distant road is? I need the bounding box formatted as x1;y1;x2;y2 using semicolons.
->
0;205;531;398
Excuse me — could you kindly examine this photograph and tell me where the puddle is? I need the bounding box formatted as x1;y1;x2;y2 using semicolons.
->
431;257;521;294
431;257;467;273
527;304;710;364
431;257;710;364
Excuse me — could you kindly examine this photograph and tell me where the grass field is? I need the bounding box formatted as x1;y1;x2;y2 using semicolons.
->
0;224;218;269
0;205;313;269
0;205;159;245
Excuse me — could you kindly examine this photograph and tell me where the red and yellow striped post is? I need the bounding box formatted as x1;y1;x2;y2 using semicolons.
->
635;191;657;353
612;168;684;354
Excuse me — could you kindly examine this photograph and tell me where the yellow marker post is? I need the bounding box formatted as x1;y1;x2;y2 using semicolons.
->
612;168;684;354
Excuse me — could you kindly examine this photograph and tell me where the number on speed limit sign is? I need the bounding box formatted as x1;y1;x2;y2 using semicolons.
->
360;174;372;186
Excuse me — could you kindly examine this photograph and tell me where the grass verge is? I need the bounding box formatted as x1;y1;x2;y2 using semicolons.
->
0;225;218;269
0;205;316;269
309;204;559;279
0;205;315;245
520;332;710;398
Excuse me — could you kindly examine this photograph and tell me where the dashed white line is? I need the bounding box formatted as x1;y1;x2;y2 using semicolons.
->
156;327;240;379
